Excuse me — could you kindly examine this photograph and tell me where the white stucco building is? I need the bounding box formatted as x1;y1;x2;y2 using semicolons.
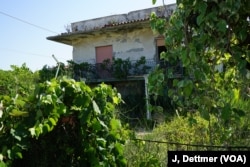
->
47;4;176;70
47;4;180;120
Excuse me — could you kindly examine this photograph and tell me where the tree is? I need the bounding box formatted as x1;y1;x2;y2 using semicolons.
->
0;64;39;97
150;0;249;141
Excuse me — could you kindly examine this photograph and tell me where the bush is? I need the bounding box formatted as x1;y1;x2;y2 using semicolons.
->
124;110;250;166
0;78;129;166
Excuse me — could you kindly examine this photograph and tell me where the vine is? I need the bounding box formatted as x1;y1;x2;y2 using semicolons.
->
150;0;249;144
0;78;129;166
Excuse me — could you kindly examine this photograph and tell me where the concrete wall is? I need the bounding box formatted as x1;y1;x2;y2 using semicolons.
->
69;4;178;64
71;4;176;33
72;27;158;64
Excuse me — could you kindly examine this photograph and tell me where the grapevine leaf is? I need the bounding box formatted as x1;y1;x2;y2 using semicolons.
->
110;119;121;130
29;127;36;137
112;96;120;105
49;117;56;126
9;109;28;117
92;100;101;114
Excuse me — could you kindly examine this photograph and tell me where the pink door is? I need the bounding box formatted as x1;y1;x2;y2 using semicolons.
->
95;45;113;63
95;45;113;78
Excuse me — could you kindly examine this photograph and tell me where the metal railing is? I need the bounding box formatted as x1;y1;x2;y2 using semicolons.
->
73;59;184;81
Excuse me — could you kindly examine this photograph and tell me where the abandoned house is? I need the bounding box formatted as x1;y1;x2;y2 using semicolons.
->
47;4;182;122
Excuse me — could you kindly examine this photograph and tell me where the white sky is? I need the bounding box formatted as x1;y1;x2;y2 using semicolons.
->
0;0;175;71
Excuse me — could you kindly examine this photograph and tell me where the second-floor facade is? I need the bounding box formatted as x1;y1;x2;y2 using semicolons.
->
47;4;183;82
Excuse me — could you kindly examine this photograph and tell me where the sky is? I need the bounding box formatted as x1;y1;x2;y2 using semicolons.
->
0;0;175;72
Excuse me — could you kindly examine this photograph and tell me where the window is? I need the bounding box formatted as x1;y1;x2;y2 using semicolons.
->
156;37;183;75
156;38;166;62
156;37;167;69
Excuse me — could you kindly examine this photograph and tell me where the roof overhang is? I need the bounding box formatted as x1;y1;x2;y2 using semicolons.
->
47;20;151;45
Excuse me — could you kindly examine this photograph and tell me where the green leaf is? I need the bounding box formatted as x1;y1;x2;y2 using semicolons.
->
97;138;106;147
200;110;210;121
202;96;212;108
98;118;108;130
57;104;67;114
0;154;3;161
10;129;21;141
221;105;232;120
152;0;157;5
173;79;179;87
15;98;25;108
232;88;240;103
9;146;23;159
232;108;245;117
177;80;184;88
92;100;101;114
189;51;197;63
9;109;28;117
0;161;7;167
196;11;205;26
198;1;207;15
112;96;120;105
216;19;227;34
71;105;82;111
114;143;123;154
175;18;183;30
29;127;36;137
34;123;43;137
181;51;190;67
35;110;43;119
49;117;56;126
45;94;53;104
188;117;197;126
79;109;91;125
165;36;172;46
42;124;51;133
110;119;121;130
15;152;22;159
74;94;90;108
92;118;102;131
238;29;247;41
183;81;193;96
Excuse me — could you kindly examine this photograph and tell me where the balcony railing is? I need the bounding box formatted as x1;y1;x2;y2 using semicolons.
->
73;59;183;82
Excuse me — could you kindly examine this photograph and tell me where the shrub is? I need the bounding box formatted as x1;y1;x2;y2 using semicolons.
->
0;78;129;166
125;111;250;166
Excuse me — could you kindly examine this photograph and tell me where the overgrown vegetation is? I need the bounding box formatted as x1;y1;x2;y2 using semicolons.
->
150;0;249;125
0;64;39;97
125;104;250;166
134;0;250;165
0;78;129;166
1;0;249;166
38;56;151;82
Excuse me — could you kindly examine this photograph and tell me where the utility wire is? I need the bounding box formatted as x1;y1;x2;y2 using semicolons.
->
1;48;69;61
0;10;58;34
2;48;51;58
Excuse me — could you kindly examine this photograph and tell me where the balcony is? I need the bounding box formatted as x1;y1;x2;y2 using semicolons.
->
71;58;183;82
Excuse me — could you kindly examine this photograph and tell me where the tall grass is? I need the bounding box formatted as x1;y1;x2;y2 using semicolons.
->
124;101;250;166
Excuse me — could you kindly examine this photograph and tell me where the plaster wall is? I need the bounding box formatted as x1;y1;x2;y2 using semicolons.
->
71;4;176;32
72;27;158;64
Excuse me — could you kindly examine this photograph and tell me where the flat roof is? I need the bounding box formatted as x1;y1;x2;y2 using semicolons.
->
47;4;176;45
